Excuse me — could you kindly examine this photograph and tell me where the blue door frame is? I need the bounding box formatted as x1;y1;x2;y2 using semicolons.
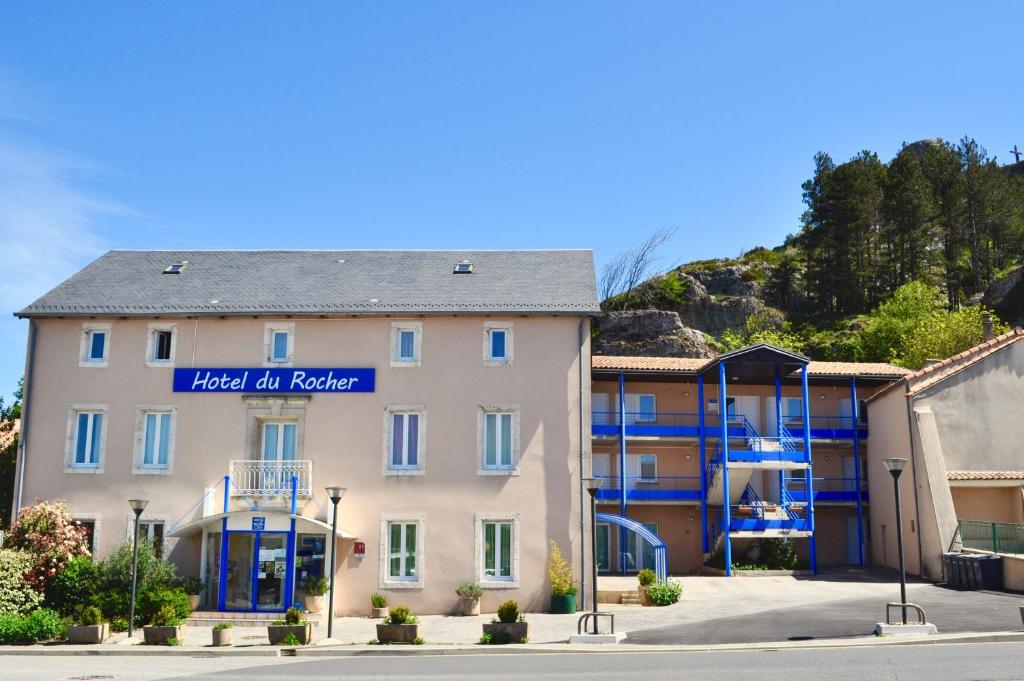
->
217;528;296;613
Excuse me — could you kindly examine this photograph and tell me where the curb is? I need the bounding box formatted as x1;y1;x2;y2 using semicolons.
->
0;646;282;657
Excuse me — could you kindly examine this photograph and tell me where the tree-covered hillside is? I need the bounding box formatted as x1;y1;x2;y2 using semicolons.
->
599;137;1024;369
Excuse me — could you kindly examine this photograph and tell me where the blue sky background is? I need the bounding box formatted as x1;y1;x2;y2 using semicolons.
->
1;1;1022;401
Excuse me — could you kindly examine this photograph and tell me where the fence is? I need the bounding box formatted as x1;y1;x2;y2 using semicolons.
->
958;520;1024;555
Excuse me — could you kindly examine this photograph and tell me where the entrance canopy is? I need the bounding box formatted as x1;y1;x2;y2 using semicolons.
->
699;343;810;385
168;510;356;539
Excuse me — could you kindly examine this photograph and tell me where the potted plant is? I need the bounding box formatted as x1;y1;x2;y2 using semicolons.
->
67;605;109;644
370;593;388;618
300;575;329;614
212;622;233;647
375;605;421;644
637;568;656;606
547;540;577;613
268;607;312;645
179;577;205;610
143;604;186;645
481;599;529;643
455;582;483;616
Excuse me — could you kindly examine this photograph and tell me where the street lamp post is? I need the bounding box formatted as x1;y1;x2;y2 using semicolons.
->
325;486;346;640
883;458;908;624
127;499;149;639
584;477;604;631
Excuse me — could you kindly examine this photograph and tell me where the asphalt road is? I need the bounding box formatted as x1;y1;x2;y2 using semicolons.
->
627;586;1024;645
4;643;1024;681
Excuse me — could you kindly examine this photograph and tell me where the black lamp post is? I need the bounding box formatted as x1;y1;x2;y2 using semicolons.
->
883;458;908;624
127;498;149;639
584;477;604;627
325;486;346;639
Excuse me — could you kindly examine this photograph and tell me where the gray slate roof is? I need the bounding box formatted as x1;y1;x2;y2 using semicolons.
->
17;250;600;317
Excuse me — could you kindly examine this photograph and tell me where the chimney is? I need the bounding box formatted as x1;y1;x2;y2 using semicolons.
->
982;314;994;341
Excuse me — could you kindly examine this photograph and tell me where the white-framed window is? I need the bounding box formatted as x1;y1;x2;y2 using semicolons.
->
390;322;422;367
383;406;425;475
65;406;107;472
478;406;519;474
475;513;520;588
134;407;175;472
146;323;177;367
263;322;294;366
127;519;166;558
482;321;514;366
71;514;100;554
261;421;298;461
379;515;424;589
79;323;111;368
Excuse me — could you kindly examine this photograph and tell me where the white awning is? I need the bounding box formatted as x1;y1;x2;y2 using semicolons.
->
167;510;356;539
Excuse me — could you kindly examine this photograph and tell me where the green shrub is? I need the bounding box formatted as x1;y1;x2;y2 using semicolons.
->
636;568;656;588
644;580;683;606
370;593;387;608
138;588;191;626
0;613;23;644
98;541;177;597
280;632;302;646
284;606;302;625
177;577;204;596
44;555;100;616
455;582;483;599
757;538;799;570
547;541;576;596
165;637;180;646
496;600;518;624
20;608;66;642
212;622;232;632
0;549;44;616
300;575;328;597
386;605;416;625
78;605;104;626
412;636;425;645
150;604;182;627
110;617;129;633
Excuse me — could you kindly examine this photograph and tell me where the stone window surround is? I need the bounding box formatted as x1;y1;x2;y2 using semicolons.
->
132;405;177;475
482;321;514;366
70;512;101;554
382;404;427;476
145;322;178;368
79;322;111;368
390;321;423;367
378;513;425;590
476;404;521;476
243;395;310;461
474;512;521;589
263;321;295;367
64;404;108;473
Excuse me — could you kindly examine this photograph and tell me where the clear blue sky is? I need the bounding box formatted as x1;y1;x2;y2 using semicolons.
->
1;1;1022;401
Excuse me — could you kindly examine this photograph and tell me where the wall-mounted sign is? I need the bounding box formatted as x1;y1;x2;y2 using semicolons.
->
353;541;366;556
173;368;375;393
252;516;266;531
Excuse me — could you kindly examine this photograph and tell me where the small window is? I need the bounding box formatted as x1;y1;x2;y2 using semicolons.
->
483;323;513;365
80;323;111;366
271;331;289;362
88;332;106;361
163;261;188;274
141;412;172;468
153;331;173;361
264;323;294;366
262;422;298;461
77;520;97;553
453;261;473;274
490;330;506;359
484;411;514;469
390;412;420;469
73;412;104;467
390;323;421;366
387;522;418;580
398;330;416;360
483;521;514;581
138;521;165;558
639;454;657;482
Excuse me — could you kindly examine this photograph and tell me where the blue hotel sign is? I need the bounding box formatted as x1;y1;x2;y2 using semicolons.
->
173;368;375;393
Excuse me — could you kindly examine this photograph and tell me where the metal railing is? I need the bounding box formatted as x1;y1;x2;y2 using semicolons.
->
228;460;313;498
594;475;700;501
959;520;1024;555
591;411;701;428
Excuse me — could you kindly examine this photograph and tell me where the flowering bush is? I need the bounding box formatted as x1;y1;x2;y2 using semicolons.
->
6;500;90;591
0;549;43;616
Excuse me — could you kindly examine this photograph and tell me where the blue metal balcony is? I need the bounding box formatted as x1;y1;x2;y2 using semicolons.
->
728;485;811;532
594;475;701;502
785;477;868;503
782;415;868;440
591;411;701;438
713;418;810;465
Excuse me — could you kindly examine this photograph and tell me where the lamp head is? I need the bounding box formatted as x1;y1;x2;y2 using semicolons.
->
326;486;346;504
882;458;907;479
584;477;604;497
128;499;149;516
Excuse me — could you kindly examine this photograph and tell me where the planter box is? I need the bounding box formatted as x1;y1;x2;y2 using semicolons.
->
376;622;421;644
303;595;324;614
67;623;109;644
143;625;185;646
482;621;530;643
550;594;576;614
638;587;654;607
212;628;233;647
459;597;480;616
268;623;312;646
370;606;389;618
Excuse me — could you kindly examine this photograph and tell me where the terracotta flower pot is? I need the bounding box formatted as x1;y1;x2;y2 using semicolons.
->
460;597;481;616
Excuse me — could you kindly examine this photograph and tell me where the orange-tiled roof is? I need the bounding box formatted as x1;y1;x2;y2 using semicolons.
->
868;327;1024;401
591;355;908;378
947;470;1024;481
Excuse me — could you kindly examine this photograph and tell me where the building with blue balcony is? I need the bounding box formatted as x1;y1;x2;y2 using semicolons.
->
591;345;908;580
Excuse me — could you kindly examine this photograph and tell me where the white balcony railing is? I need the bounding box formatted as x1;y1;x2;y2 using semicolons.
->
229;460;313;498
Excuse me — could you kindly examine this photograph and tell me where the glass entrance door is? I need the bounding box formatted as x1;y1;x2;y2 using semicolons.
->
256;533;288;611
224;534;255;610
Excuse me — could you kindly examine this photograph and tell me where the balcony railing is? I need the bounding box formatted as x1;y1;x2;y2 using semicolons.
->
959;520;1024;555
782;415;869;440
594;475;701;502
592;411;869;440
784;476;867;503
229;460;313;498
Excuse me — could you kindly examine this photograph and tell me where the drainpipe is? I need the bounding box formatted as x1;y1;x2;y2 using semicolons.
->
577;318;587;608
13;319;38;520
903;391;926;578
